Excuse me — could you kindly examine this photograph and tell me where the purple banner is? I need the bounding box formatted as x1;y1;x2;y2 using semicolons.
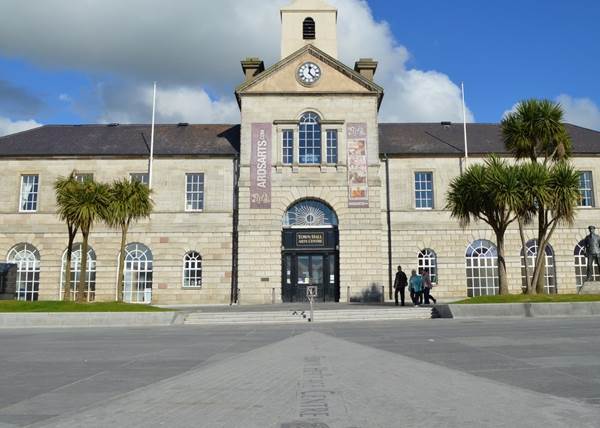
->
250;123;272;209
347;123;369;208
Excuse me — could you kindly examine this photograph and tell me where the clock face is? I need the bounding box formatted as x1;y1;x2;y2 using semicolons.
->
297;62;321;85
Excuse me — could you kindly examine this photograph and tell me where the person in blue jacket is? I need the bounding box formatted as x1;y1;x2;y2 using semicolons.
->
409;269;423;306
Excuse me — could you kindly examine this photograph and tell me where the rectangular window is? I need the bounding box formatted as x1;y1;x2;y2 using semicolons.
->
185;173;204;212
20;175;39;212
326;130;338;164
282;129;293;165
415;172;434;209
130;173;149;187
578;171;594;207
299;121;321;164
74;173;93;183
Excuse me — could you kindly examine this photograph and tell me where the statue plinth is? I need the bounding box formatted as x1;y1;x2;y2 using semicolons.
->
578;281;600;295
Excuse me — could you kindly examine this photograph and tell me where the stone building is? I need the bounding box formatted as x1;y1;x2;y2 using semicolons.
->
0;0;599;305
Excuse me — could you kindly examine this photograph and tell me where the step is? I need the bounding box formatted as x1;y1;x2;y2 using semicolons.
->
183;308;433;325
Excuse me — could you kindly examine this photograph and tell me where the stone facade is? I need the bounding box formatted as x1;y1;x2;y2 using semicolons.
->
0;157;235;304
0;0;599;305
383;156;600;298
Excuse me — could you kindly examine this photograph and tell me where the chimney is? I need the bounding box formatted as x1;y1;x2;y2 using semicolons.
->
354;58;378;81
241;58;265;81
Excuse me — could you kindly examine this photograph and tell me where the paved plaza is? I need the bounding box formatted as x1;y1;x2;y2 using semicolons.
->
0;318;599;427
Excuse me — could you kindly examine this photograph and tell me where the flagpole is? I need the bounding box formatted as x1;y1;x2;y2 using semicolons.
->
148;82;157;190
462;82;469;169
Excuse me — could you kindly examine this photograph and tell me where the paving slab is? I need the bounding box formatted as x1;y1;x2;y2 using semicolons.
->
29;330;600;428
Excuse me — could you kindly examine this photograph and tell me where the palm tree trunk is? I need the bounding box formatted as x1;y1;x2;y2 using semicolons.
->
117;223;128;302
535;205;547;294
531;222;558;294
495;232;509;295
517;218;532;294
78;229;90;303
63;224;77;301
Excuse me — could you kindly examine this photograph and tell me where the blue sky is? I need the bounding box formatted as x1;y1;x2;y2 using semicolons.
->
0;0;599;135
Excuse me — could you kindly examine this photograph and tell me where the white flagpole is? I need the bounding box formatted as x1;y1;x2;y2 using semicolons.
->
148;82;157;189
462;82;469;169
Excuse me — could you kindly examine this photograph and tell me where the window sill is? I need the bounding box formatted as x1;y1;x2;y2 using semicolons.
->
18;210;38;214
185;210;204;213
182;286;202;290
415;207;434;211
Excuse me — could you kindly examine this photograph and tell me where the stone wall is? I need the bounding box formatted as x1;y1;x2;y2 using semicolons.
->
381;156;600;298
0;157;236;304
237;94;386;304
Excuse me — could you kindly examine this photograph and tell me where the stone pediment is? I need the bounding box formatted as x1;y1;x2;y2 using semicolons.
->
236;45;383;106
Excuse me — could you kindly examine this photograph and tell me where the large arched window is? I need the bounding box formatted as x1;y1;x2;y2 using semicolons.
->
418;249;437;284
183;251;202;288
520;240;557;294
284;200;338;227
7;243;40;301
575;240;600;287
123;243;153;304
303;17;316;40
466;239;498;297
299;112;321;164
60;244;96;302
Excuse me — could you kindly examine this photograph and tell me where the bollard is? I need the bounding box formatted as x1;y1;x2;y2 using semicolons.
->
272;288;276;304
347;286;351;303
237;288;241;306
381;285;385;303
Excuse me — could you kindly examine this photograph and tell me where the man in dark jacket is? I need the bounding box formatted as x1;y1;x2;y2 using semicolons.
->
394;266;408;306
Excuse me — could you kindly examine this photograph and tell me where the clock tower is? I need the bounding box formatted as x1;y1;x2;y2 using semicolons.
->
280;0;338;59
235;0;385;305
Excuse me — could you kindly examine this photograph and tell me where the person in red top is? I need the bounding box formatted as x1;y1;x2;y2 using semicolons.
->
422;269;437;305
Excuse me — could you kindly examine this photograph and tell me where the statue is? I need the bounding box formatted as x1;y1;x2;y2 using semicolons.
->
584;226;600;281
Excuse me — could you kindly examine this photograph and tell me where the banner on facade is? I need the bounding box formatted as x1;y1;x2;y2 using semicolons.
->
346;123;369;208
250;123;272;209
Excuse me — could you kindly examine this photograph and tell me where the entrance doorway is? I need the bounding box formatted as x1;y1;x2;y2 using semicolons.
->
281;200;339;303
283;252;338;302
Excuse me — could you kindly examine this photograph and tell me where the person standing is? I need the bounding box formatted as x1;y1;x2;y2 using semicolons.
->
394;266;408;306
409;270;423;306
422;269;437;304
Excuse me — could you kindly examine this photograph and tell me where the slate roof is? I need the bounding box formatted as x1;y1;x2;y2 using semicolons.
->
379;123;600;156
0;122;598;158
0;124;240;158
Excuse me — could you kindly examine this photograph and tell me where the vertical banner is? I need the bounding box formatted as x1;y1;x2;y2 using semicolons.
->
250;123;272;209
346;123;369;208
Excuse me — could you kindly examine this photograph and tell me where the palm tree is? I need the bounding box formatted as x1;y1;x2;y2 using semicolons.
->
61;179;110;302
54;173;80;301
528;162;580;290
446;156;520;295
502;99;574;293
105;179;153;302
502;99;571;164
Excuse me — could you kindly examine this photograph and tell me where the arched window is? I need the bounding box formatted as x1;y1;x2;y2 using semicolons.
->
123;243;153;304
183;252;202;288
418;249;437;284
520;240;557;294
466;239;498;297
299;112;321;164
284;200;338;227
60;244;96;301
303;17;316;40
575;240;600;287
7;243;40;301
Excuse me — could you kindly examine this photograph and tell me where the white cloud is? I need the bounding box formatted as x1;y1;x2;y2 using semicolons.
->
0;0;474;124
0;117;42;137
556;95;600;131
98;85;239;124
